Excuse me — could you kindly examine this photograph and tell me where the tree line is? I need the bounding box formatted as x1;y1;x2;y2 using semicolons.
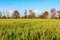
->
0;8;60;19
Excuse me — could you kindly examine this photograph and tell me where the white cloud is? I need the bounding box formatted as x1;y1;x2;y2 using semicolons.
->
34;9;42;17
5;10;13;17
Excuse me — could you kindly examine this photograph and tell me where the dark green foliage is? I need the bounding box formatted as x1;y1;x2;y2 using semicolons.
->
12;10;20;18
39;15;44;19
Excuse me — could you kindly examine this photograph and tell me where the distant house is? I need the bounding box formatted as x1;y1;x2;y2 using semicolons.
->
57;11;60;19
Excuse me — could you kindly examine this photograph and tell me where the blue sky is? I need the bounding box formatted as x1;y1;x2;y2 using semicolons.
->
0;0;60;16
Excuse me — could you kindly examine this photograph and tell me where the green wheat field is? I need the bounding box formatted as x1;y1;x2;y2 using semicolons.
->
0;19;60;40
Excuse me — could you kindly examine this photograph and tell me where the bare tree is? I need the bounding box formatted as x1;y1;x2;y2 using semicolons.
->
3;11;6;18
32;12;35;18
50;8;56;19
0;11;2;18
43;11;49;19
6;11;10;18
29;10;32;17
12;10;20;18
29;10;35;18
24;9;27;18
